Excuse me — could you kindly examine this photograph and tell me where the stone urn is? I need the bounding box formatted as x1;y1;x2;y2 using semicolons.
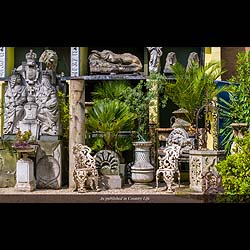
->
131;141;154;185
170;108;191;131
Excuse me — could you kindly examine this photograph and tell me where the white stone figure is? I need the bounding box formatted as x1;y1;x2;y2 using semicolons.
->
4;70;27;134
163;52;177;74
17;49;40;86
186;52;199;71
36;71;59;135
147;47;163;73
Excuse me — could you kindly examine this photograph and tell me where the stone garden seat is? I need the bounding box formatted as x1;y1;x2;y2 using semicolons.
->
156;144;181;192
72;144;100;192
156;127;194;191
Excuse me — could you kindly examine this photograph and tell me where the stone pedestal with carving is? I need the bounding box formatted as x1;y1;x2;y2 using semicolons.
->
189;149;226;192
95;150;122;189
15;147;37;192
35;140;62;189
131;141;154;186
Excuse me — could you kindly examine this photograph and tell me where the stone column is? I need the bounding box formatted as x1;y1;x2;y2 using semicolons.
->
148;79;159;166
69;79;85;188
0;81;6;137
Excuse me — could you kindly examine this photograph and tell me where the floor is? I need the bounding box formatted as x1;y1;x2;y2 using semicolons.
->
0;182;207;203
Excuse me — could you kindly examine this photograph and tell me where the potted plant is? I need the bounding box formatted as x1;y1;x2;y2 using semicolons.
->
86;81;137;188
86;80;137;158
149;60;232;192
155;60;229;147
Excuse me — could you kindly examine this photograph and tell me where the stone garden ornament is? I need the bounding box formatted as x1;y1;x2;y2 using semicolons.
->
147;47;163;73
3;49;60;138
72;144;101;192
163;52;177;74
88;49;142;74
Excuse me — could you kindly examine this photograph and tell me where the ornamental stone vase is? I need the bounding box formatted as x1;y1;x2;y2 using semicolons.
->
131;141;154;185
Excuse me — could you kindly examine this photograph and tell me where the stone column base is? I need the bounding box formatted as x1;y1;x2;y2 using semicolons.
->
15;180;36;192
15;157;36;192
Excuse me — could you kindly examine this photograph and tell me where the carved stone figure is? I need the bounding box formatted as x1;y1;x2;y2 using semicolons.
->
147;47;163;73
163;52;177;74
39;49;58;85
88;49;142;74
36;71;59;135
186;52;199;71
3;70;27;134
17;49;40;86
39;49;58;71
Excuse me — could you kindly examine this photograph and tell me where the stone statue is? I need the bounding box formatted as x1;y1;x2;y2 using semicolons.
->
186;52;199;71
36;71;59;135
3;70;27;134
147;47;163;73
39;49;58;71
88;49;142;74
39;49;58;85
17;49;40;86
3;49;60;138
163;52;177;74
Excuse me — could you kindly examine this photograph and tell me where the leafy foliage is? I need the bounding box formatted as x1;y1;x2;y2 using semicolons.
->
90;80;160;142
216;131;250;202
14;128;32;148
57;90;70;143
218;52;250;154
161;61;227;124
87;99;136;154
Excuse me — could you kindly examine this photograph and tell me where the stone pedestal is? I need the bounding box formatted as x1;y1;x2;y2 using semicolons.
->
15;149;36;192
189;149;226;192
36;140;62;189
95;150;122;189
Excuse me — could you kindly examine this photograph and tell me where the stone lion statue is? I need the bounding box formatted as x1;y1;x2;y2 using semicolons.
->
39;49;58;71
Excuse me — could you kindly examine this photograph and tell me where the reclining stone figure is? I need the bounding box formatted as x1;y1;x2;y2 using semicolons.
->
88;49;142;74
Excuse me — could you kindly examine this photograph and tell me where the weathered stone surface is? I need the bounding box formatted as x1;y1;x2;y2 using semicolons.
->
15;157;36;192
147;47;163;73
99;175;122;189
189;150;226;192
35;141;62;189
88;50;142;74
4;49;60;138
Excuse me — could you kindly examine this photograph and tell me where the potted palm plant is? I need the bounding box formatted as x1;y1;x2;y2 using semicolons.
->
154;59;232;192
86;81;137;188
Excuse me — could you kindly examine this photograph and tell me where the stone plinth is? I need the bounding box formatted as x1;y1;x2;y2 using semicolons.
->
95;150;122;189
99;175;122;189
15;147;37;192
36;141;62;189
189;149;226;192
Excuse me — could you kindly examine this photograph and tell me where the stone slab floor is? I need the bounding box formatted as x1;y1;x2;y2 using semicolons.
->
0;182;208;203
